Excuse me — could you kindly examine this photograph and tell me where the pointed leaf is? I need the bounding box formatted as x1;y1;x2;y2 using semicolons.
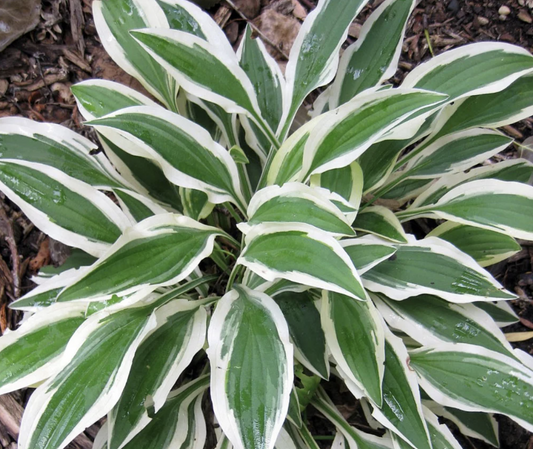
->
353;206;408;243
109;300;207;449
425;402;499;447
370;332;431;449
403;42;533;102
0;161;128;256
301;89;447;179
239;25;285;134
373;293;515;357
88;106;245;207
410;343;533;432
0;303;86;395
402;129;512;179
362;236;515;302
243;183;355;237
238;223;367;301
274;290;329;379
122;376;209;449
341;236;397;275
0;117;122;188
93;0;178;109
402;179;533;241
284;0;370;134
322;291;385;405
330;0;416;107
58;214;221;302
18;302;158;449
428;222;521;267
131;28;264;122
208;285;293;449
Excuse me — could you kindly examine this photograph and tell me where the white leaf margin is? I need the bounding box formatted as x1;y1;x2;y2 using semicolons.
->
89;105;245;207
0;302;87;395
409;342;533;433
238;222;367;301
0;160;130;257
403;42;533;100
207;286;293;449
18;301;159;449
362;235;515;303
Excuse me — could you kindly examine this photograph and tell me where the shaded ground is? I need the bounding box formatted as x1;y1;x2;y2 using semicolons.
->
0;0;533;447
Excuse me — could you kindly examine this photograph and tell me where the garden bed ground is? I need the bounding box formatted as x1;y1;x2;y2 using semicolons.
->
0;0;533;447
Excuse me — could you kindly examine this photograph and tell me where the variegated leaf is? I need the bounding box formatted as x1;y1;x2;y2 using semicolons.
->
370;331;431;449
400;129;512;179
93;0;178;110
109;300;207;449
238;223;367;301
0;117;122;188
475;301;519;327
130;28;277;145
0;161;130;257
121;376;209;449
18;301;159;449
373;293;515;357
310;161;363;224
57;214;221;302
312;389;394;449
410;343;533;432
428;222;521;267
352;206;408;243
424;401;499;447
273;290;328;379
87;106;246;209
409;158;533;209
242;183;355;237
301;89;447;179
282;0;370;137
399;179;533;241
341;236;397;275
322;291;385;405
208;285;293;449
362;236;515;302
0;303;86;395
403;42;533;102
329;0;416;108
238;25;286;136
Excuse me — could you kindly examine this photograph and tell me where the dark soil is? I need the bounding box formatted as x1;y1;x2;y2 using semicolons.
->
0;0;533;448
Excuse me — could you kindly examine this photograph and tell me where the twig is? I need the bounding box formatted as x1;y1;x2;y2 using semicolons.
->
223;0;290;60
0;208;21;298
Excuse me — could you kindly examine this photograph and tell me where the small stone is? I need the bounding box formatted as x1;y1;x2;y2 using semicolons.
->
518;9;533;22
498;5;511;15
519;0;525;5
499;14;508;20
477;15;490;25
448;0;459;12
0;79;8;96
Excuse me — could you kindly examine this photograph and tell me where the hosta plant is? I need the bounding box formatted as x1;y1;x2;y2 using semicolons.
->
2;0;533;448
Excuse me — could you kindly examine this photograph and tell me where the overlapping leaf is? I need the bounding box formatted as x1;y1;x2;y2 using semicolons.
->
93;0;178;109
57;214;221;302
400;179;533;241
410;343;533;432
109;300;207;449
87;106;246;209
362;236;515;302
238;223;367;300
322;291;385;404
242;183;355;236
18;301;159;449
